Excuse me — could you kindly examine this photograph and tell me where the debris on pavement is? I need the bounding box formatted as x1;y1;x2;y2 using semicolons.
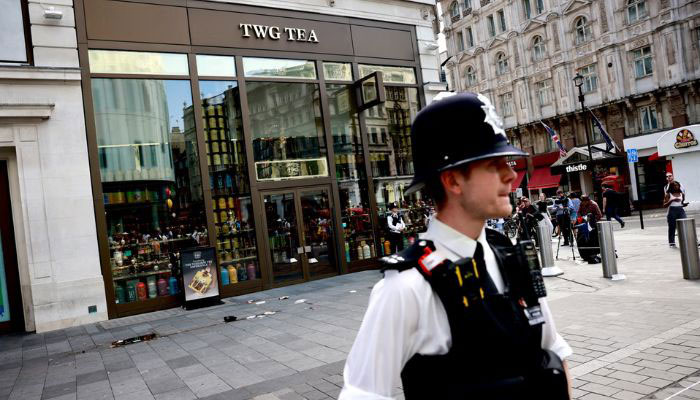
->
278;296;290;300
111;333;157;348
223;316;237;323
294;299;307;304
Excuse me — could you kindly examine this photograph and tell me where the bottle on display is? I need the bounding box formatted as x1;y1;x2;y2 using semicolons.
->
384;240;391;256
357;243;363;260
168;276;178;295
147;277;157;299
115;284;126;304
137;282;148;301
157;278;168;297
227;265;238;284
370;243;376;258
402;236;409;249
126;283;137;303
345;241;351;262
221;267;230;285
247;263;256;280
379;237;385;255
362;241;371;259
237;264;246;281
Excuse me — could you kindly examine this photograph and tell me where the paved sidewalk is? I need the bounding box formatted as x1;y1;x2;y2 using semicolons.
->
3;223;700;400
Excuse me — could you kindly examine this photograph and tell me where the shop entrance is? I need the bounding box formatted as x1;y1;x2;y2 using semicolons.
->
261;186;338;285
0;161;24;332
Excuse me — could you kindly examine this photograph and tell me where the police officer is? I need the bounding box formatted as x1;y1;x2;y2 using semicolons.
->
387;203;406;253
339;93;572;399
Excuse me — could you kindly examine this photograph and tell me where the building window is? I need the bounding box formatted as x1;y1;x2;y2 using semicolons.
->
499;92;514;116
465;66;477;86
487;15;496;37
578;64;598;93
575;17;592;45
0;0;30;63
466;27;474;47
627;0;647;24
640;105;658;132
536;80;552;106
532;36;546;62
450;1;460;21
498;10;507;32
522;0;532;19
496;52;509;75
457;32;465;52
462;0;472;13
633;46;653;78
535;0;544;14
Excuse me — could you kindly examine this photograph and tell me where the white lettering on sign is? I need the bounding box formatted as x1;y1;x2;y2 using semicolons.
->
565;164;587;173
239;23;319;43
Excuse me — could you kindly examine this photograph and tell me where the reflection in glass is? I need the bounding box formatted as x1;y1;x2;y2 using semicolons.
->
1;0;28;63
365;87;432;252
247;82;328;181
323;62;352;81
243;58;317;79
92;78;208;304
196;55;236;77
264;193;303;283
327;84;376;263
300;189;337;277
359;65;417;84
89;50;189;75
198;81;259;284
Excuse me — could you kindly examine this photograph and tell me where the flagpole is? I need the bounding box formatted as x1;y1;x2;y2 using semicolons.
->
574;74;594;163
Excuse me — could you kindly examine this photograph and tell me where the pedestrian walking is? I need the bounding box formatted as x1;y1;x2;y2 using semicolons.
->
340;93;572;400
602;185;625;228
555;190;574;246
665;180;688;247
664;172;685;195
386;203;406;253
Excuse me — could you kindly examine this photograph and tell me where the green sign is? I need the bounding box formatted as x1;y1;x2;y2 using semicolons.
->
0;232;9;323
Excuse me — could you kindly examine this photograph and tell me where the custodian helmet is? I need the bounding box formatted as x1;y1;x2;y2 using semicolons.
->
404;92;528;195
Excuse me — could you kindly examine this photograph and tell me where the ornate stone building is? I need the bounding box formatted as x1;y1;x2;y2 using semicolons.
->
439;0;700;204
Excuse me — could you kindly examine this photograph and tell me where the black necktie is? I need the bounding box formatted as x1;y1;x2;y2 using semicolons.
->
473;242;498;294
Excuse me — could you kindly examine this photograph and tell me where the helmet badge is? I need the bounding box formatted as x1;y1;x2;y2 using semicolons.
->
476;93;506;138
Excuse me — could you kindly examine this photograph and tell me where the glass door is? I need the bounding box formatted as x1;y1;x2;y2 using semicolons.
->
262;186;338;285
0;161;23;332
299;188;336;278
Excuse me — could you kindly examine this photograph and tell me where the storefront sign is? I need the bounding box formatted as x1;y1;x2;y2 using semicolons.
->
239;24;319;42
674;129;698;149
565;163;588;173
181;247;219;303
626;148;638;163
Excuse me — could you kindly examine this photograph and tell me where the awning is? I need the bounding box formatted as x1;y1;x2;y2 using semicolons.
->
648;152;659;161
511;170;526;192
527;167;561;190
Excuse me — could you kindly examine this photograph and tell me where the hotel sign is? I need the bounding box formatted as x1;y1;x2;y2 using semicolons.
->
565;163;588;173
239;24;319;43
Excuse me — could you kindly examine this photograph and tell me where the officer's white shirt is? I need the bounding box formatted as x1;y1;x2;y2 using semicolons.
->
339;218;573;400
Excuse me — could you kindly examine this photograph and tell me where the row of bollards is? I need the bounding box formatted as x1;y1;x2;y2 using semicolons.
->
536;218;700;281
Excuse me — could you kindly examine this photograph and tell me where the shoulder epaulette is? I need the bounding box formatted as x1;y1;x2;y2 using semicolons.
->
380;240;433;272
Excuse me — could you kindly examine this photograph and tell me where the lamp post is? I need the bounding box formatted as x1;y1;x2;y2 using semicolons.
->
573;73;594;163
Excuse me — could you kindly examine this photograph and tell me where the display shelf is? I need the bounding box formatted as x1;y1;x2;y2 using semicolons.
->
220;256;258;264
112;269;172;281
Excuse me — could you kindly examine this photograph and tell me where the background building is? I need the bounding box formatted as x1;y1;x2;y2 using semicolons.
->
439;0;700;208
0;0;103;333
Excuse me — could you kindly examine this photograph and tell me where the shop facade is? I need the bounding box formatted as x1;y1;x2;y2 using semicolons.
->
656;125;700;211
75;0;443;318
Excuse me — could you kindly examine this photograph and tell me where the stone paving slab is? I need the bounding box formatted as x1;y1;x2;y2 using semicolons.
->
4;224;700;399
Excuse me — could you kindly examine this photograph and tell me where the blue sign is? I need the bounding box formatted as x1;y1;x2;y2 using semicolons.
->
627;148;638;163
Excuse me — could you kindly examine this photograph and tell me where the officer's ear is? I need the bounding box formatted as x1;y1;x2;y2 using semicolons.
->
439;169;464;197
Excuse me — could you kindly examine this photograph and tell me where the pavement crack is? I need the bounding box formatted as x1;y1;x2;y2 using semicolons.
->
553;275;599;290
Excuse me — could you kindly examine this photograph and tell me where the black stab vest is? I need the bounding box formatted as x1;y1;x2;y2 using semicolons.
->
381;229;568;400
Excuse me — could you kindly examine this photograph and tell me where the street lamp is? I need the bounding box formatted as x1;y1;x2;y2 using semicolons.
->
573;73;593;162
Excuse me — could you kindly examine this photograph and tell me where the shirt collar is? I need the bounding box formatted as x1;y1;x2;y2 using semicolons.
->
419;217;487;260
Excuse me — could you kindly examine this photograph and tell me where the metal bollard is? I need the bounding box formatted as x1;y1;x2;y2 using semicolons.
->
597;221;624;280
536;224;562;276
677;218;700;280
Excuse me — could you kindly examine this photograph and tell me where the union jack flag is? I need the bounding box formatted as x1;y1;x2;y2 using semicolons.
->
541;120;567;158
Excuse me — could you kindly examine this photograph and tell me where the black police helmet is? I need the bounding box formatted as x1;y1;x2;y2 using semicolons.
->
405;92;527;195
